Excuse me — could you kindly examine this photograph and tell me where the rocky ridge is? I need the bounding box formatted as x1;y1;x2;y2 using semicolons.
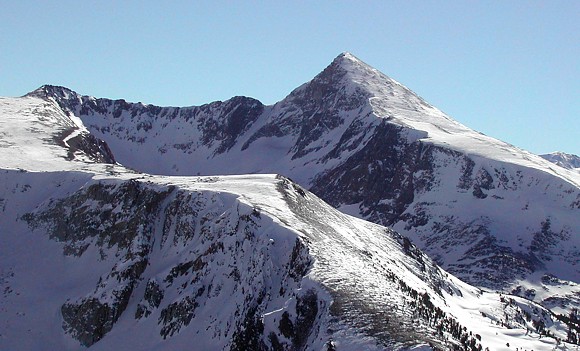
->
1;53;579;350
541;152;580;172
29;53;580;307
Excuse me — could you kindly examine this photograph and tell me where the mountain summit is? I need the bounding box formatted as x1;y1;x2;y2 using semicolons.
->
22;53;580;292
1;53;579;349
291;52;441;123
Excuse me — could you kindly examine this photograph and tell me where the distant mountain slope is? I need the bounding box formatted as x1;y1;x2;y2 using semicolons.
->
27;53;579;310
541;151;580;172
2;95;576;350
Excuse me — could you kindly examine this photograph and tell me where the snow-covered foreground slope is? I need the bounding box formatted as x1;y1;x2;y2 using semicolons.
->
2;89;579;349
27;53;580;314
1;172;576;350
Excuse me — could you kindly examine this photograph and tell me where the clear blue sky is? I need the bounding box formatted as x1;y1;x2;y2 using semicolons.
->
1;1;578;154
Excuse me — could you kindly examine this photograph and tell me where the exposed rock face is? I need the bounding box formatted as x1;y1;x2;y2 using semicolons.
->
29;85;264;161
61;298;117;347
28;53;579;312
310;120;432;225
541;152;580;171
23;180;172;345
20;176;335;349
2;53;579;349
62;132;116;164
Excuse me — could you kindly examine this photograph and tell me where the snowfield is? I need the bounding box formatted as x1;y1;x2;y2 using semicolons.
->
1;53;579;350
1;170;576;350
25;53;578;307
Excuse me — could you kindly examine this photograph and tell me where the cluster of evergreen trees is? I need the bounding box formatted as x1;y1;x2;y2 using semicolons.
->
397;279;483;351
499;295;580;346
555;308;579;344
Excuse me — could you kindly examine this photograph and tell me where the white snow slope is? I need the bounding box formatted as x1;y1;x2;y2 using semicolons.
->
25;53;579;315
1;91;578;349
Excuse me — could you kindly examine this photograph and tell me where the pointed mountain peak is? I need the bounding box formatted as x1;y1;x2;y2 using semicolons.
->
316;52;417;97
287;52;386;98
284;52;429;114
25;85;79;101
327;52;379;77
332;51;363;65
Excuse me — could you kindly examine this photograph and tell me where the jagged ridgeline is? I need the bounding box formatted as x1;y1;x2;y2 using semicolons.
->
30;53;579;301
0;52;578;350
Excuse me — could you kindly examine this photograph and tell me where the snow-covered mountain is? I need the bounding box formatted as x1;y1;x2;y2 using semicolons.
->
28;53;579;308
1;53;579;350
541;152;580;173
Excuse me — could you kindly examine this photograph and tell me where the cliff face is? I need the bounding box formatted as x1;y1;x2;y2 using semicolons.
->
0;171;482;350
7;173;322;350
8;171;569;350
1;52;579;350
31;53;579;298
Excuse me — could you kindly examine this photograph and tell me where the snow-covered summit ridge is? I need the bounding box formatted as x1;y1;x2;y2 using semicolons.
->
10;53;580;291
298;53;579;187
29;54;579;189
2;55;580;349
290;52;438;116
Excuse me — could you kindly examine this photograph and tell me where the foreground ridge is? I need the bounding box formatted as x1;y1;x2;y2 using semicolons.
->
28;54;579;293
0;53;578;350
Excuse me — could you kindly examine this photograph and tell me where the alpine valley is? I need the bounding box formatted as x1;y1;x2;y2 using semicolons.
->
1;53;578;350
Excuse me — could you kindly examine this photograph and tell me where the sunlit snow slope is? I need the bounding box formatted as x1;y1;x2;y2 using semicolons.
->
1;89;578;349
26;53;580;314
